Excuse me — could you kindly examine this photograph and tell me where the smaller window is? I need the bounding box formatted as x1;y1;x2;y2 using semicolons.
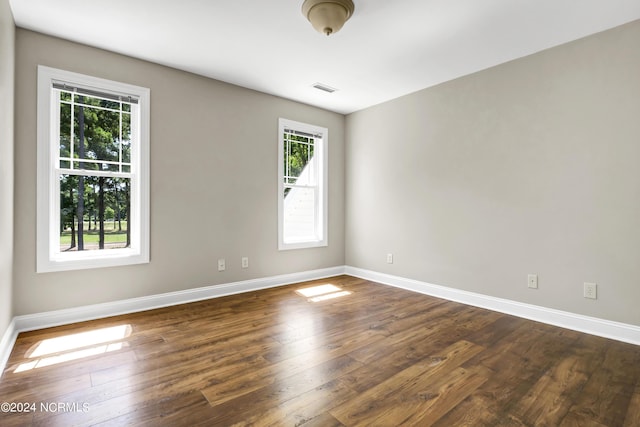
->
278;118;328;250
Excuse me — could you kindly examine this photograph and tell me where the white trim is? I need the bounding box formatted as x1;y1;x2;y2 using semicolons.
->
12;266;345;334
3;265;639;375
0;319;17;379
345;266;640;346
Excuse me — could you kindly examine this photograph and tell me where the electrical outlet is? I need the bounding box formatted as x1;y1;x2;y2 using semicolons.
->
386;253;393;264
527;274;538;289
584;282;597;299
241;257;249;269
218;258;226;272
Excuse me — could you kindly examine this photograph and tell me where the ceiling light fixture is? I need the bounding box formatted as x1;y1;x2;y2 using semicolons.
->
302;0;355;36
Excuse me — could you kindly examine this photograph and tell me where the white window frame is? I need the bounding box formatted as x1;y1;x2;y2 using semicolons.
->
37;66;150;272
278;118;328;250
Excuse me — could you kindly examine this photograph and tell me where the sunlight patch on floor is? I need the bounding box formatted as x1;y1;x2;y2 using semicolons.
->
296;284;352;302
14;324;132;373
308;290;351;302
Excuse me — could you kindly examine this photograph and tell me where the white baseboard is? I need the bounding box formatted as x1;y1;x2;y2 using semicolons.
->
345;266;640;346
3;265;638;376
0;319;17;379
0;266;345;375
13;266;346;333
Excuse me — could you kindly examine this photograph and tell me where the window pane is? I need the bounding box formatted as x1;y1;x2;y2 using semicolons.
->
59;174;131;252
73;104;94;170
285;135;315;183
283;186;316;242
74;94;120;111
59;102;71;162
122;112;131;165
73;97;126;170
283;133;316;188
81;105;120;161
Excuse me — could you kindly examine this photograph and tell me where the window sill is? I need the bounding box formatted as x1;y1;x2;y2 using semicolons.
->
37;249;149;273
278;239;328;251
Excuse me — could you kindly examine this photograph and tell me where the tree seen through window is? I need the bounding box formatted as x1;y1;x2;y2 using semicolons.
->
58;90;132;251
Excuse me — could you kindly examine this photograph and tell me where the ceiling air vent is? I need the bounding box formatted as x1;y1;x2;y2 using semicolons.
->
312;82;337;93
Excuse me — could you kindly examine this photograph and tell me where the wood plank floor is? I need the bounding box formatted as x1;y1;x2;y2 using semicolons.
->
1;275;639;426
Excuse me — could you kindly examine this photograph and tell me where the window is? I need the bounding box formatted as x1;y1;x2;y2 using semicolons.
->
278;118;328;250
37;66;150;272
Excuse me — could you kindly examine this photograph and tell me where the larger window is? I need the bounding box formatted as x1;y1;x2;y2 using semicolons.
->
278;118;328;250
37;66;150;272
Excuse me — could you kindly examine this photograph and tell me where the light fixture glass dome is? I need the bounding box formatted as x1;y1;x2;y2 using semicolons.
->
302;0;355;36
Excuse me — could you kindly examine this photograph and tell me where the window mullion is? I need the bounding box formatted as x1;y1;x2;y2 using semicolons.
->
129;102;140;249
69;91;75;170
52;163;62;258
308;139;314;185
62;98;124;113
56;168;133;179
285;135;290;184
118;102;123;173
314;186;319;238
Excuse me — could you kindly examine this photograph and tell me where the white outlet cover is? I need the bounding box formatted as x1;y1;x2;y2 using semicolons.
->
584;282;597;299
527;274;538;289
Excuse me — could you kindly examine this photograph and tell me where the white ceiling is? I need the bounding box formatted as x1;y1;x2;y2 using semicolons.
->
9;0;640;114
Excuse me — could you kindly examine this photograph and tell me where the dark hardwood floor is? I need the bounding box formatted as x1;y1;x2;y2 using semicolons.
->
1;275;639;426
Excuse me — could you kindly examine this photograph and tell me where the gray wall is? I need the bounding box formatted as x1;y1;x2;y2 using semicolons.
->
346;20;640;326
0;0;15;336
10;19;640;328
14;29;345;316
